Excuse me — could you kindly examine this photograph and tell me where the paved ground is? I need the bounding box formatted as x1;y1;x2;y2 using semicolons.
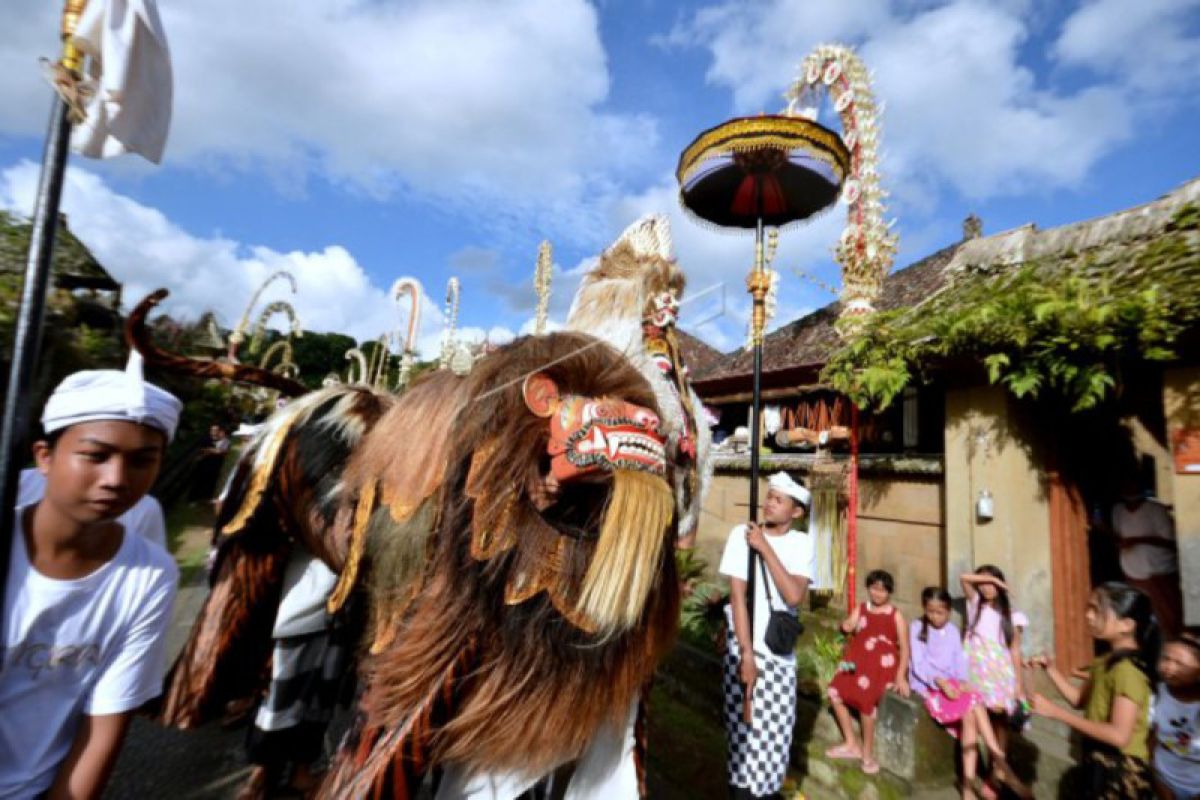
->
105;572;253;800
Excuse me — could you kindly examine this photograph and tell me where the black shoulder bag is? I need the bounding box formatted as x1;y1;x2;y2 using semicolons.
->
758;553;804;656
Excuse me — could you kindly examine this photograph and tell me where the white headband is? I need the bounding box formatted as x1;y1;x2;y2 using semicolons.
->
41;352;183;442
768;471;811;507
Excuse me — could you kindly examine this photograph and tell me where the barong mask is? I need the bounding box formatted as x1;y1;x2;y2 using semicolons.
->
523;373;667;481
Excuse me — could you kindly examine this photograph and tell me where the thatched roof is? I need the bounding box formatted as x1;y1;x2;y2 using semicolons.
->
821;176;1200;409
941;178;1199;283
0;212;120;291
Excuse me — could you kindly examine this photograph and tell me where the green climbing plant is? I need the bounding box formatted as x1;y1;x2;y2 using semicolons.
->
823;203;1200;412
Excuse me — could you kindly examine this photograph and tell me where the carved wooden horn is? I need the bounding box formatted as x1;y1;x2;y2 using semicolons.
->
125;289;308;397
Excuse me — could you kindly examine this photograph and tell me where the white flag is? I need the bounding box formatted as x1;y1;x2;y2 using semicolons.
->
70;0;172;164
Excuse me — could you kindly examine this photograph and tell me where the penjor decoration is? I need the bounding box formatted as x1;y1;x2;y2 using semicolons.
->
227;270;298;362
439;276;460;371
390;277;423;390
784;43;896;608
786;44;898;325
343;347;368;385
366;334;390;389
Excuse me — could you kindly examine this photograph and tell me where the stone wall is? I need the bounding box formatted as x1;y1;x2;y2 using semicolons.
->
694;460;945;620
855;476;944;618
944;385;1055;658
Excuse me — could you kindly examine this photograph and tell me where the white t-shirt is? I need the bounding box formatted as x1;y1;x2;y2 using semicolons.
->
18;469;167;550
1112;499;1177;579
0;507;178;799
719;524;815;664
1153;684;1200;796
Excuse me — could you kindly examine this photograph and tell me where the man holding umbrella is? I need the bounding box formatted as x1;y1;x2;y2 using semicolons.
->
719;472;814;799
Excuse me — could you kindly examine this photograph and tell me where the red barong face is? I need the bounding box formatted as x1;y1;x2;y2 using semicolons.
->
523;374;666;481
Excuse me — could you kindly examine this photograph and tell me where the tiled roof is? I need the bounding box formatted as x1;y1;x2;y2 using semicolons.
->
675;328;727;381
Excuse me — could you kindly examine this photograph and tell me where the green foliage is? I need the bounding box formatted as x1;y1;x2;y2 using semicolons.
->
288;329;356;389
677;549;726;646
823;204;1200;411
795;629;845;688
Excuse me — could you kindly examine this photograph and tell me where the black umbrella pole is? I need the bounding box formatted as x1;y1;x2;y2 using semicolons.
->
745;217;768;646
0;96;74;629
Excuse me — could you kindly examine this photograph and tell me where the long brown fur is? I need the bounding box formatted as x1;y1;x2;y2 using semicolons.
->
150;323;681;790
159;385;395;727
324;332;680;791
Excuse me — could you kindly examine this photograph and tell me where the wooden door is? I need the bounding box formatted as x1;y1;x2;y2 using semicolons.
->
1047;469;1093;671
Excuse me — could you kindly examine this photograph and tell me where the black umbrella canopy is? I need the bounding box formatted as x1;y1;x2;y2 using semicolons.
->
677;115;850;229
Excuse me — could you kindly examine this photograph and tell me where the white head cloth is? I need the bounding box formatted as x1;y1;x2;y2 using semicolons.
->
41;352;183;441
768;471;811;508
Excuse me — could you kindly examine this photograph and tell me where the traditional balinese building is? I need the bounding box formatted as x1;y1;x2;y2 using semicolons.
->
688;177;1200;671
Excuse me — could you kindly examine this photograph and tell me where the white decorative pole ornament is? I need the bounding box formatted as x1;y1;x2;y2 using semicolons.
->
391;277;423;390
439;277;460;370
534;241;552;335
786;44;897;328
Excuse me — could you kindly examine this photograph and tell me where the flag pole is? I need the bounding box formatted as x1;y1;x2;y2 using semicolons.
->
0;0;89;633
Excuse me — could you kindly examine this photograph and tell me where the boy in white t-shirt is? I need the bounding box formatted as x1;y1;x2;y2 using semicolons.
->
0;359;182;799
719;471;814;800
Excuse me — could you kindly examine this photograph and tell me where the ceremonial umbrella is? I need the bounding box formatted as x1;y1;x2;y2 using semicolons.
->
677;114;848;715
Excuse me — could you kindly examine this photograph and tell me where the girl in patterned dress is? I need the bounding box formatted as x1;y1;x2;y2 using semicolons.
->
1030;582;1160;800
909;587;1031;800
960;564;1028;794
826;570;910;775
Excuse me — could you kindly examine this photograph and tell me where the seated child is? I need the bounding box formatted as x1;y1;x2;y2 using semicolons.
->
826;569;909;776
909;587;1030;799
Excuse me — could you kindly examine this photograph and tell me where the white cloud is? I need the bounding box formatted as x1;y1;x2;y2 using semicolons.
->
0;160;454;359
661;1;892;111
666;0;1137;201
859;1;1132;198
1055;0;1200;91
0;0;656;231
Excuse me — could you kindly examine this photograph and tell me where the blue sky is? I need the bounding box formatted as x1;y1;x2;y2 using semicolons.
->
2;0;1198;356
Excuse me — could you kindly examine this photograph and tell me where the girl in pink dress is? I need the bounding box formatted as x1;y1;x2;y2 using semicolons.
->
961;565;1029;796
910;588;1031;799
826;570;910;775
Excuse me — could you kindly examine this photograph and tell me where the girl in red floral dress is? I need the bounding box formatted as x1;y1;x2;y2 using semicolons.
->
826;570;910;775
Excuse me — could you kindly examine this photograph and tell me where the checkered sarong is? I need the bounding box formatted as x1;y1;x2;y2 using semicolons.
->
723;625;797;795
